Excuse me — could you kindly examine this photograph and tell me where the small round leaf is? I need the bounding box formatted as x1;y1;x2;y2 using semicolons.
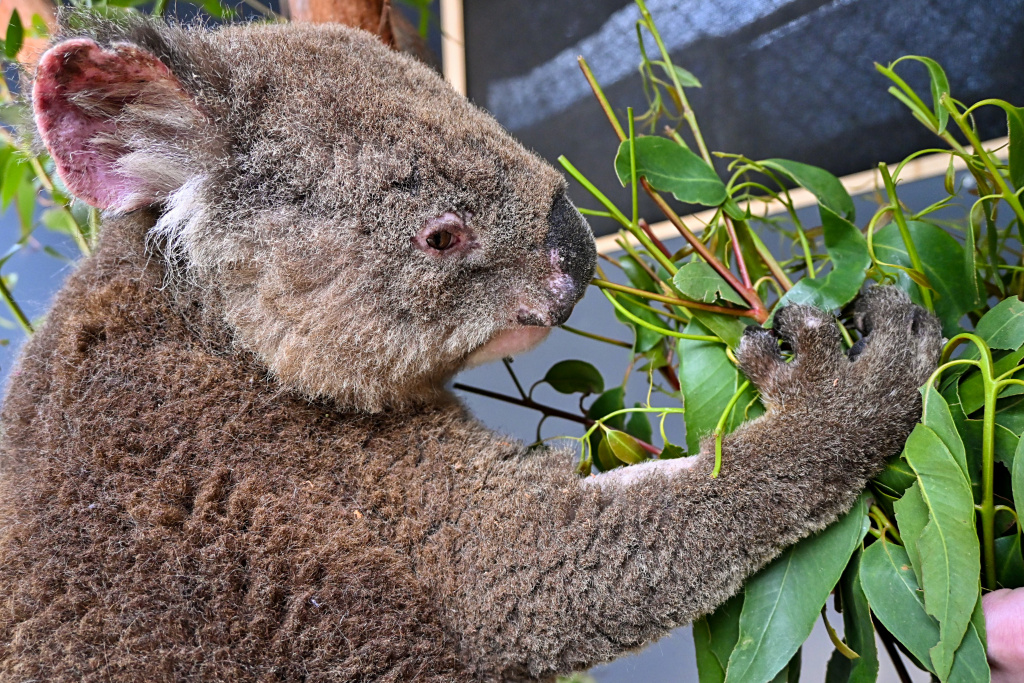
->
543;360;604;395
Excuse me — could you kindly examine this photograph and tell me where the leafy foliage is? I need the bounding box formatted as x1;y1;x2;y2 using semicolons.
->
463;2;1024;680
4;1;1021;681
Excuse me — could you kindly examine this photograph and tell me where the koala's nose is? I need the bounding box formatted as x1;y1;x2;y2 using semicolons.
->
542;192;597;325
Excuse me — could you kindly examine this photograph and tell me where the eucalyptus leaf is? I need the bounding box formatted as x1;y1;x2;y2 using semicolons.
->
4;9;22;61
1014;434;1024;531
614;136;727;206
587;387;625;430
724;497;867;683
859;541;939;674
825;549;878;683
600;430;649;465
896;425;980;679
873;221;981;336
760;159;855;222
612;291;664;353
619;254;659;293
660;443;686;459
689;309;750;349
963;420;1019;470
0;154;25;209
872;457;916;498
973;296;1024;351
672;261;746;306
921;384;969;480
652;60;702;88
543;360;604;396
678;320;756;453
1004;104;1024;191
771;205;869;317
995;535;1024;589
694;592;742;683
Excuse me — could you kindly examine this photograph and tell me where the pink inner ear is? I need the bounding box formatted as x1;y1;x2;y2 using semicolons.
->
33;38;186;211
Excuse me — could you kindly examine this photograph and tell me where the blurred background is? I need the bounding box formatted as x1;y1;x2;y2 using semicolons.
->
1;0;1021;680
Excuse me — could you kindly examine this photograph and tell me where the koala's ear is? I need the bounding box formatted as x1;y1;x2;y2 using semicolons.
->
33;38;202;211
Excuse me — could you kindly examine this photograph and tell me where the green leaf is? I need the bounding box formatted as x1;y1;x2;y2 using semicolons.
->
1013;434;1024;532
771;205;869;316
612;291;664;353
591;433;619;472
587;388;625;430
694;592;742;683
958;346;1024;415
625;406;652;444
859;541;939;674
873;221;981;336
200;0;236;18
543;360;604;395
825;549;878;683
29;13;48;38
678;320;756;453
690;310;750;349
40;208;80;236
995;535;1024;589
5;10;23;61
963;420;1019;470
760;159;855;222
614;136;727;206
0;153;25;209
600;429;649;465
769;648;801;683
974;297;1024;351
895;425;980;679
16;176;34;237
672;261;746;306
1004;104;1024;191
619;254;659;293
652;60;702;88
660;443;686;459
724;497;867;683
872;457;916;498
912;56;951;134
921;384;969;480
948;603;991;683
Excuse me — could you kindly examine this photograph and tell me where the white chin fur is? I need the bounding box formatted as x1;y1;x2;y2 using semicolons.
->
464;327;552;368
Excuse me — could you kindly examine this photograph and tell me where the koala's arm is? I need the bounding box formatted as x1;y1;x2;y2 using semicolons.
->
422;288;942;680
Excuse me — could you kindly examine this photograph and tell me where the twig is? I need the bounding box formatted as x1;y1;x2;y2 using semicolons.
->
723;216;753;289
592;278;752;316
453;383;661;455
639;218;672;259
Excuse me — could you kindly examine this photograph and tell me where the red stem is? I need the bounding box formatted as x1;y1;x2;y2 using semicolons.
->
639;218;672;259
643;183;767;322
575;57;767;324
724;216;753;289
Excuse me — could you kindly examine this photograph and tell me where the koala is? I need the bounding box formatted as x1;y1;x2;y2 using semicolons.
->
0;13;943;683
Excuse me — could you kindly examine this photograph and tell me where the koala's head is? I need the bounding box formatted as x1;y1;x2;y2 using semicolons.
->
32;16;596;412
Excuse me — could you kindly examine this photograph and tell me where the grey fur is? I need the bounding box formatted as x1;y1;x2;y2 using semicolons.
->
0;16;942;682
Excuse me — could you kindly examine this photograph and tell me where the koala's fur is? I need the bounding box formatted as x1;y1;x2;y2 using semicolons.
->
0;15;943;683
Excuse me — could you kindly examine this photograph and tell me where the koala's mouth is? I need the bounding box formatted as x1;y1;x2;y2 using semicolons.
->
464;327;552;368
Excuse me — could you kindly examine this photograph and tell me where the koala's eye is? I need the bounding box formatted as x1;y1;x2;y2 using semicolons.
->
414;212;473;255
426;230;454;250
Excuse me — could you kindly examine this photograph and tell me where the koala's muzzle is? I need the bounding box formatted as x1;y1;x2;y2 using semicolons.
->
523;192;596;327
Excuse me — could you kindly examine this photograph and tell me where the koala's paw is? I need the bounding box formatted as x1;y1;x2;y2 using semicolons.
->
849;285;944;389
736;286;943;409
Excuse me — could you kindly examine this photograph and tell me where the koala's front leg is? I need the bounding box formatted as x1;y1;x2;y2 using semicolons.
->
430;287;942;681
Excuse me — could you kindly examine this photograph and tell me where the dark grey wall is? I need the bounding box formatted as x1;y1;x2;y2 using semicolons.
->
465;0;1024;235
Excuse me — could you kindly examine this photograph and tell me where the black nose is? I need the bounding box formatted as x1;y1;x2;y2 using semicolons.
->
545;191;597;311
